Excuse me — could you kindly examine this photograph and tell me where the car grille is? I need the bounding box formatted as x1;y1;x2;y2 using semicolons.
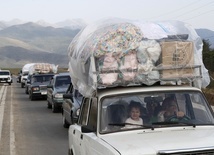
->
40;85;47;90
158;149;214;155
0;78;8;81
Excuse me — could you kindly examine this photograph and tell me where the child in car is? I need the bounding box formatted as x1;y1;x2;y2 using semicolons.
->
125;100;143;128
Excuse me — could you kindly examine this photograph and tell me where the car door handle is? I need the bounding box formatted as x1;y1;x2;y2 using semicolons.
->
80;134;83;140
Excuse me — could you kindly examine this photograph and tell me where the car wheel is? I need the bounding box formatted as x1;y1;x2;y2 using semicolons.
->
25;88;28;94
21;83;24;88
68;149;73;155
8;83;11;85
30;94;34;101
47;101;52;109
62;112;70;128
52;103;58;113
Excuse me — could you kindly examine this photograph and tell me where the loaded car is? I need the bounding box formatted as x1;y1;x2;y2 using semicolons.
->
20;63;35;88
62;84;83;128
28;73;55;100
25;74;32;94
67;19;214;155
0;70;13;85
47;72;71;112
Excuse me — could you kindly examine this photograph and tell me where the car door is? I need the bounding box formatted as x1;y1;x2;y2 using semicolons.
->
63;83;73;124
69;97;91;155
79;98;99;155
47;77;54;103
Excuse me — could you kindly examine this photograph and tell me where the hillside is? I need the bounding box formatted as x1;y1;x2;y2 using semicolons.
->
0;46;68;68
196;29;214;49
0;22;80;55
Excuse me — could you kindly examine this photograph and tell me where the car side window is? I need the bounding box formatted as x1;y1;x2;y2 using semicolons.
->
50;77;54;85
79;98;90;126
87;98;97;131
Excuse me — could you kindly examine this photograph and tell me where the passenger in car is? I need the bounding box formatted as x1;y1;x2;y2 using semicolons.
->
158;97;185;121
125;100;143;128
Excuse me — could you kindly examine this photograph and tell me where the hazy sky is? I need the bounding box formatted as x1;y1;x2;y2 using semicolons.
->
0;0;214;30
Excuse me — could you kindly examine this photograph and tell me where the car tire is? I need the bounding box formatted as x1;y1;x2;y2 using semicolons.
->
52;103;58;113
68;149;73;155
25;88;28;94
30;94;34;101
62;113;70;128
8;83;11;85
21;83;24;88
47;101;52;109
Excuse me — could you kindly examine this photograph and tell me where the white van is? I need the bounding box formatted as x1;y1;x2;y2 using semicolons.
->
0;70;12;85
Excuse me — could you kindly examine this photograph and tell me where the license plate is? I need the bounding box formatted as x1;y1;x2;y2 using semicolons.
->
41;91;47;95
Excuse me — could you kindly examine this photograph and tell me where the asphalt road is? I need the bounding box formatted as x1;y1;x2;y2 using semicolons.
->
0;79;68;155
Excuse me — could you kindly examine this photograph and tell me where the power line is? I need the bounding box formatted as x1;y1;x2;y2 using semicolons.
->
182;9;214;21
148;0;202;20
172;1;214;19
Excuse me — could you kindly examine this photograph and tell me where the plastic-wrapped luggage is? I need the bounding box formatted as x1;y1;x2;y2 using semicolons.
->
68;18;210;97
28;63;58;75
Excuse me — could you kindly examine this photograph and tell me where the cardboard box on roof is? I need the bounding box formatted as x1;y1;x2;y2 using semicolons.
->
161;41;194;79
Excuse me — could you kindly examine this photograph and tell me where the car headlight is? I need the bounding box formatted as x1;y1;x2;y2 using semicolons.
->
32;87;40;91
75;108;80;116
54;93;63;98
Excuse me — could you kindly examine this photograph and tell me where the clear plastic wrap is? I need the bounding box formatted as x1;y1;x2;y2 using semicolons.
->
28;63;58;75
68;18;210;97
22;63;35;73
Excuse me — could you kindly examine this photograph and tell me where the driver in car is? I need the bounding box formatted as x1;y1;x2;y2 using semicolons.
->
158;97;187;122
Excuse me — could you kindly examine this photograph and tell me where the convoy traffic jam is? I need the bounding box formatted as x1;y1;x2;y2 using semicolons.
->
16;18;214;155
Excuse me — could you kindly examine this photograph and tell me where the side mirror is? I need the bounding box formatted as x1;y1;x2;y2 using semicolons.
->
47;85;53;88
81;125;96;133
63;93;73;102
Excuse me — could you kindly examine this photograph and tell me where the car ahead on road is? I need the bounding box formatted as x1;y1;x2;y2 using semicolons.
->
62;84;83;128
0;70;12;85
25;74;32;94
47;72;71;113
16;70;22;83
28;73;55;101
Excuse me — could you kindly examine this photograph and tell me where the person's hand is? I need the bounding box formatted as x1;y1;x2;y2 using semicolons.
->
176;111;184;117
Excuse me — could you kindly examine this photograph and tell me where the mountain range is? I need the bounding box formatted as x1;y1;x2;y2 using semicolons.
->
0;19;213;68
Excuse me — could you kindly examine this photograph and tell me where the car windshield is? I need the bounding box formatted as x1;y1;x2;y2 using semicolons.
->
0;71;10;75
100;90;214;134
55;76;71;88
32;75;53;83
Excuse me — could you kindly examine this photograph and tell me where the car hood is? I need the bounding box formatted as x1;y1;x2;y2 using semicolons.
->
55;87;67;93
100;126;214;154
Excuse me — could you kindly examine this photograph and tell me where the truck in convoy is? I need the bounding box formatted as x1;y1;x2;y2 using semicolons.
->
66;18;214;155
27;63;58;100
20;63;35;88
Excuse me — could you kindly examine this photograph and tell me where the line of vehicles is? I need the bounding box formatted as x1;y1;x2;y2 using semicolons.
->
16;63;82;130
7;18;214;155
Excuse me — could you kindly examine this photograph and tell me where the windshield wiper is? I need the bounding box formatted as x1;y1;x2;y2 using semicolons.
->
152;121;196;128
108;123;155;130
